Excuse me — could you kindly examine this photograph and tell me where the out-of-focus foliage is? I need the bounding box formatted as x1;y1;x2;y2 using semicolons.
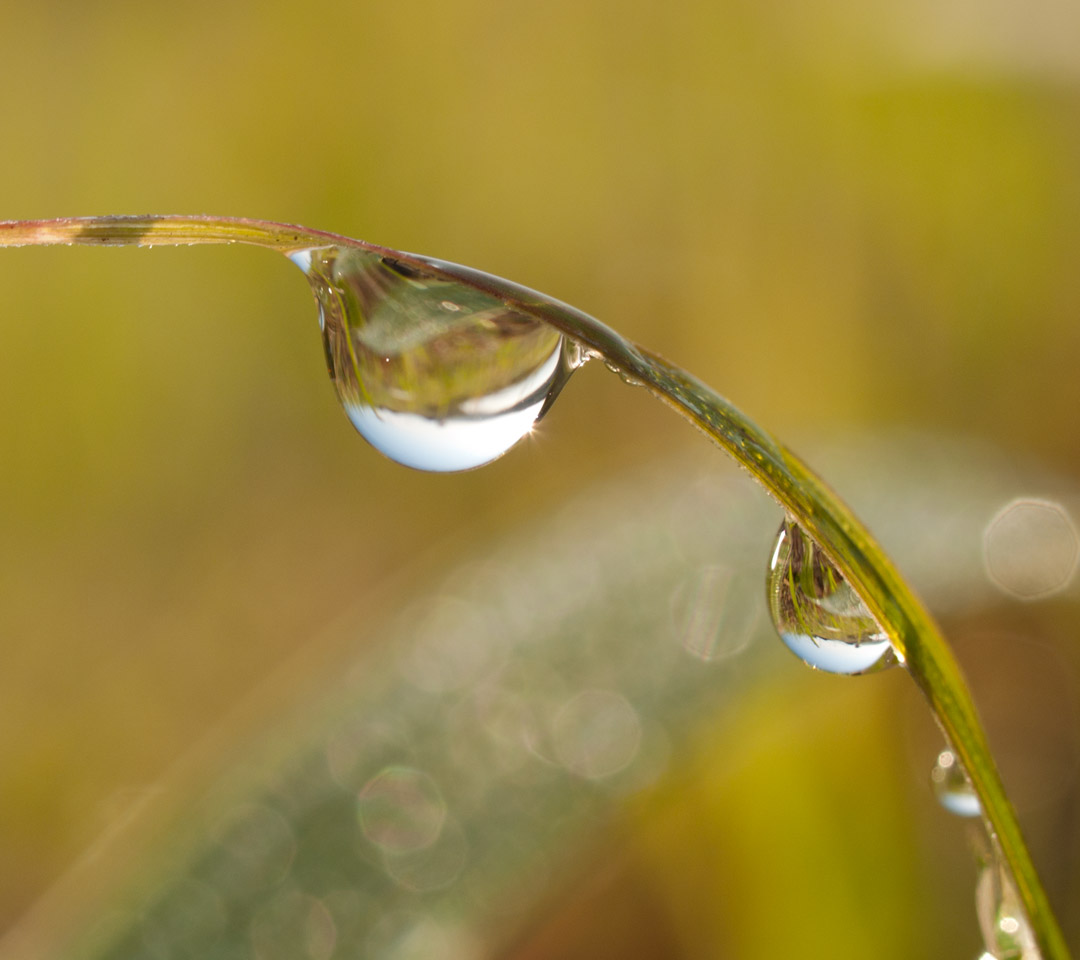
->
6;441;1078;960
1;0;1079;956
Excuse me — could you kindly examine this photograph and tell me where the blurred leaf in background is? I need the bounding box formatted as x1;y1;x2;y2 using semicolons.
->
1;0;1079;956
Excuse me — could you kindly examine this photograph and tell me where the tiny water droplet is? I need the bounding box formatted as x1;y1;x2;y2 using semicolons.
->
603;359;644;387
766;520;898;675
975;861;1040;960
291;246;581;472
930;749;981;818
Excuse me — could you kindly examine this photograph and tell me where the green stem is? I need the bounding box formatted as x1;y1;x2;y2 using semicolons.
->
0;215;342;250
1;215;1069;959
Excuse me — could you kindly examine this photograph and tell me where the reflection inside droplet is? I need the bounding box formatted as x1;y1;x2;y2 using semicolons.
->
766;520;898;676
290;246;583;472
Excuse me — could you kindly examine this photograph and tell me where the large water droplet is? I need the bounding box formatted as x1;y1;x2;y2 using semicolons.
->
291;246;581;472
766;520;898;675
930;749;982;818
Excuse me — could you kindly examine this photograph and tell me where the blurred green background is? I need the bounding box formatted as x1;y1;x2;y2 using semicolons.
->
1;0;1080;956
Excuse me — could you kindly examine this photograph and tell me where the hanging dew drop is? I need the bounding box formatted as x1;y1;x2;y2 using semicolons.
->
766;520;899;675
288;246;583;472
930;749;981;818
975;861;1041;960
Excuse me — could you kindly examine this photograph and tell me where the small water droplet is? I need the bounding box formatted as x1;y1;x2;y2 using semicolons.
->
930;749;982;817
292;246;581;472
975;861;1041;959
603;359;644;387
766;520;898;675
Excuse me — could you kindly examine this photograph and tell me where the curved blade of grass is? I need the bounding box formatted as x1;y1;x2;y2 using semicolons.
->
0;214;1069;959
